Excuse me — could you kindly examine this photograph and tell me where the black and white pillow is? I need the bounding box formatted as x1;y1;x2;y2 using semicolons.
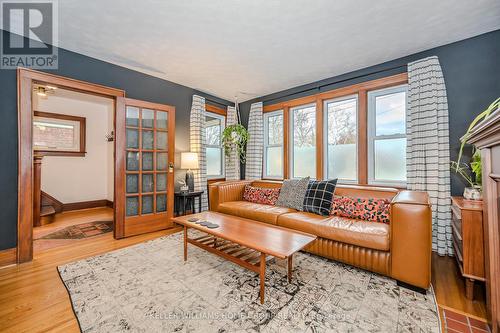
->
275;177;310;211
303;179;338;216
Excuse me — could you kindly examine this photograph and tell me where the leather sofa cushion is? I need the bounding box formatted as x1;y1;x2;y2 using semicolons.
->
218;201;297;225
277;212;390;251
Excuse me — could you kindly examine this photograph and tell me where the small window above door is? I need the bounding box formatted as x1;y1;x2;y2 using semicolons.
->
33;111;86;156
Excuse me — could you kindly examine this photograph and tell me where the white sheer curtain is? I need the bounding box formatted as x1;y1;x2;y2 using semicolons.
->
245;102;264;180
225;106;240;180
189;95;208;211
407;56;452;256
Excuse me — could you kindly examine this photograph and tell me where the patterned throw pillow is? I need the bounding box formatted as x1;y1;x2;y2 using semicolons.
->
275;177;310;211
243;185;280;205
330;196;391;224
303;179;338;216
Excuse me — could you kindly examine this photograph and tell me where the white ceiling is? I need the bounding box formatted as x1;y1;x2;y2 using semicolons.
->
30;1;500;101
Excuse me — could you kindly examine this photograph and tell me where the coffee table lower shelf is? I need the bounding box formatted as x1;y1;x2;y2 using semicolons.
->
183;226;293;304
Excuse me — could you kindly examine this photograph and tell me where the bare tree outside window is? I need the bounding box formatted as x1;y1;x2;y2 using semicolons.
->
205;113;225;178
205;123;220;145
267;115;283;145
325;97;357;181
327;99;356;145
293;106;315;147
292;105;316;178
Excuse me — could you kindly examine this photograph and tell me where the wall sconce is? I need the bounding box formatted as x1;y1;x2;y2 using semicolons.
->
106;131;114;142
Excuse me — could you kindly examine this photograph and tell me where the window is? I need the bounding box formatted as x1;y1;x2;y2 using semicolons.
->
262;73;408;185
205;112;225;179
290;104;316;179
33;111;86;156
324;95;357;182
368;85;408;185
263;110;284;179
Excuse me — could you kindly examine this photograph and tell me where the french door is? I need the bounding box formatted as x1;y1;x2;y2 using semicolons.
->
115;98;175;238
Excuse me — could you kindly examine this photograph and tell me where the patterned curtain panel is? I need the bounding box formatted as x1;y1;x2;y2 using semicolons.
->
225;106;240;180
407;56;452;256
189;95;208;211
245;102;264;180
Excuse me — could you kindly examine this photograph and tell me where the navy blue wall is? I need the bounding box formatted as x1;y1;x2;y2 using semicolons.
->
0;30;232;250
239;30;500;193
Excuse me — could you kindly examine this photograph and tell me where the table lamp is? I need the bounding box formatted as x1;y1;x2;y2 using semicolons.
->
181;152;198;192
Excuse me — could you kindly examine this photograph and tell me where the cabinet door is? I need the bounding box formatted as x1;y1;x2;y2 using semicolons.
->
115;98;175;238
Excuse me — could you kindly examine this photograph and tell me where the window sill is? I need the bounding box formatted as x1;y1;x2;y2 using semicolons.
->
207;178;225;184
366;182;407;190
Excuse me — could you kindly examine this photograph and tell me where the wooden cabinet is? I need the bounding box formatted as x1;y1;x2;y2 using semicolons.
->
468;109;500;333
451;196;485;300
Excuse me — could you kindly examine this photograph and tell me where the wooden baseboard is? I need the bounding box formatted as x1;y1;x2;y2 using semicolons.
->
0;248;17;268
106;200;114;208
62;200;113;212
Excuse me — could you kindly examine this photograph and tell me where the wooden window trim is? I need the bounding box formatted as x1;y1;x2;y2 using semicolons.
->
205;104;227;116
33;111;87;157
263;110;285;180
262;73;408;185
205;111;226;179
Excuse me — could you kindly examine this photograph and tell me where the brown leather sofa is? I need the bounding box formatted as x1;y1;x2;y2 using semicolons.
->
209;180;432;289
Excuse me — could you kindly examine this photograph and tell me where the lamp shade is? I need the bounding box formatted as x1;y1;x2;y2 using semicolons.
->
180;152;199;169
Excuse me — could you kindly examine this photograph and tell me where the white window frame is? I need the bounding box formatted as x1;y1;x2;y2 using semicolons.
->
367;84;408;187
263;110;284;179
323;94;358;183
290;103;317;179
205;111;225;179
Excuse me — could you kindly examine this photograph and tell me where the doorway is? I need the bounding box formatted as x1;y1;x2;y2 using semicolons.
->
17;68;176;263
31;85;115;253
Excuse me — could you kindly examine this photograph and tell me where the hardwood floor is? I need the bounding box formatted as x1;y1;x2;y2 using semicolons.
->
33;207;114;252
432;252;488;320
0;212;181;333
0;219;487;332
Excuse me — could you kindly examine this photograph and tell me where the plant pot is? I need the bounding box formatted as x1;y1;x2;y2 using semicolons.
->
463;186;482;201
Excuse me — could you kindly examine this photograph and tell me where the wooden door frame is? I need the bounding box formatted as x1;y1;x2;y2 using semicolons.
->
17;68;125;263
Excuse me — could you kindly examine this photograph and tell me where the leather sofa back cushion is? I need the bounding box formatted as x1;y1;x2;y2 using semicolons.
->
243;185;280;205
331;196;390;224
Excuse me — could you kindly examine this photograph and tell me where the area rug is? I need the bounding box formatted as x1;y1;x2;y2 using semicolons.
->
58;231;441;332
41;221;113;240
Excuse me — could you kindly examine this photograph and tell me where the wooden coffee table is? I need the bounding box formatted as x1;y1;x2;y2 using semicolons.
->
173;211;316;304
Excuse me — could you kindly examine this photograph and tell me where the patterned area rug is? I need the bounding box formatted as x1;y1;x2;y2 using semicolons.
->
41;221;113;240
58;232;440;332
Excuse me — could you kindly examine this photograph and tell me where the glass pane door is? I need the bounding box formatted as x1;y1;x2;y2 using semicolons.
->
115;98;175;238
125;107;169;216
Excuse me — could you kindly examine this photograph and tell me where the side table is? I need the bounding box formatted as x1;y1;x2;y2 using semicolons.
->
174;191;204;216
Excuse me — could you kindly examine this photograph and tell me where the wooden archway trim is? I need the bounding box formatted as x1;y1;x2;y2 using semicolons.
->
17;67;125;263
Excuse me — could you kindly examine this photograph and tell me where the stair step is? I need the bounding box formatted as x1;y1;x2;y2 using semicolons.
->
40;205;56;217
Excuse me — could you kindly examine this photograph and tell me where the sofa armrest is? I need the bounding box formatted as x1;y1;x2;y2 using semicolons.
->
390;190;432;289
208;180;253;211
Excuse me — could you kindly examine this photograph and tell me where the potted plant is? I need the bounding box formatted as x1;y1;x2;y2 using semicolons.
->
452;97;500;200
451;149;482;200
222;124;249;163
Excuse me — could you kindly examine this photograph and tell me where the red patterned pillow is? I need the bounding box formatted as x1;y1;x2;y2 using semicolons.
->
330;196;390;224
243;185;280;206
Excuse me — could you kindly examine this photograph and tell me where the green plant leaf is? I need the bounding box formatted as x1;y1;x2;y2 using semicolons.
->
457;97;500;164
221;124;249;163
